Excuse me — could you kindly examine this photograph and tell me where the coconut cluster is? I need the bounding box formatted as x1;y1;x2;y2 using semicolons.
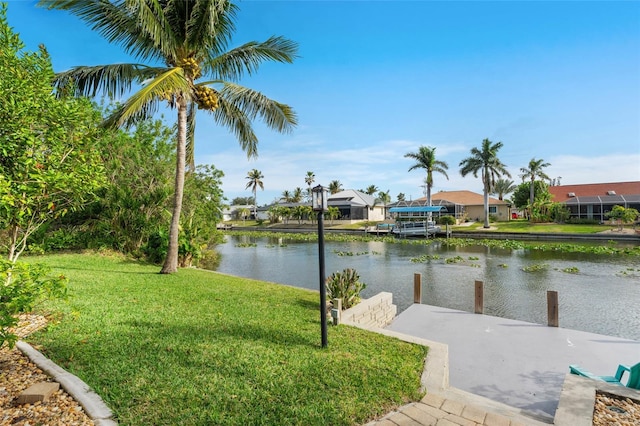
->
178;57;201;79
194;86;220;111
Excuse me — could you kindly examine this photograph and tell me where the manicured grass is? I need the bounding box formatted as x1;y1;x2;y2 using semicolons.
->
455;220;613;234
27;253;427;426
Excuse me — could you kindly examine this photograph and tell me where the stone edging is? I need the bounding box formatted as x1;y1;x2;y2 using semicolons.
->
554;373;640;426
16;341;118;426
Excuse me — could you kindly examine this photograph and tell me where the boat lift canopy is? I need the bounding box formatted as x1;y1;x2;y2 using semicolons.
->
388;206;447;213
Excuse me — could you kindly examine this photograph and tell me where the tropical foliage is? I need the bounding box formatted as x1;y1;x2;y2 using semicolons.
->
459;139;511;228
490;178;517;201
519;158;551;208
326;268;367;309
405;146;449;216
0;6;105;263
81;119;175;255
40;0;298;273
328;180;343;194
245;169;264;218
512;181;550;209
0;259;67;348
607;205;639;230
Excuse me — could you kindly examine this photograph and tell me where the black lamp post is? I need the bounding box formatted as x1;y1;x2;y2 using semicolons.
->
312;184;328;348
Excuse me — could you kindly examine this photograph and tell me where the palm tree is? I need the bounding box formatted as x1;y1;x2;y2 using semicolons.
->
491;178;516;201
365;185;378;195
304;171;315;202
376;190;391;218
292;187;303;203
328;180;343;194
281;190;292;203
304;171;315;187
405;146;449;219
41;1;298;273
520;158;551;208
459;138;511;228
245;169;264;219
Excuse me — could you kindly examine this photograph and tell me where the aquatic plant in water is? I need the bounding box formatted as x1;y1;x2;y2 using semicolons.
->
224;231;640;257
522;264;549;272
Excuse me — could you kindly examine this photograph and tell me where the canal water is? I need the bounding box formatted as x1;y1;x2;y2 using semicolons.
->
213;235;640;341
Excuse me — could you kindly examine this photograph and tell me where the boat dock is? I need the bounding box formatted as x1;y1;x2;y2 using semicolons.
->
386;303;640;420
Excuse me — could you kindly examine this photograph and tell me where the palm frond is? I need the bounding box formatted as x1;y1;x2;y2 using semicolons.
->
186;102;197;170
40;0;171;63
104;67;191;128
210;96;258;158
206;36;298;81
131;0;178;61
53;63;163;99
219;82;297;133
182;0;237;57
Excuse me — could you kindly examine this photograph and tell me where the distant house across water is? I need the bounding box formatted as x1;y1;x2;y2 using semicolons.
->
548;181;640;222
390;190;510;223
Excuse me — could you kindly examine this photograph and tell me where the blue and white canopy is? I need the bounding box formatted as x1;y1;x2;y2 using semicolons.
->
388;206;447;213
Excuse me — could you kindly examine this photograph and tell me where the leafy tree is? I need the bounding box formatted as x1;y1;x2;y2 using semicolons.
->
512;181;550;209
1;260;67;348
236;207;250;222
459;139;511;228
41;0;298;273
328;180;343;194
405;146;449;220
231;196;254;205
607;205;639;230
267;205;291;224
519;158;551;208
85;119;175;254
325;206;341;224
490;178;516;201
292;205;311;224
179;164;225;266
0;7;105;262
245;169;264;219
397;193;406;202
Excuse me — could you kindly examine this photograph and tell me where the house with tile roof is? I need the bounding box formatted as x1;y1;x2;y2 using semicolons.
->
548;181;640;222
411;190;510;223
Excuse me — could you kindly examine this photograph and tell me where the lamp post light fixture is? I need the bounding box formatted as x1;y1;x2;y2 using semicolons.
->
311;184;328;348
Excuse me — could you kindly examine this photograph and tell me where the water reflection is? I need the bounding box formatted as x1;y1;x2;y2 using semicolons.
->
212;236;640;340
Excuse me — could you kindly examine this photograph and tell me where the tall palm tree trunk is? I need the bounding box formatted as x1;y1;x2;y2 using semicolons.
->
483;169;490;228
529;177;535;207
161;97;188;274
253;187;257;219
426;184;432;221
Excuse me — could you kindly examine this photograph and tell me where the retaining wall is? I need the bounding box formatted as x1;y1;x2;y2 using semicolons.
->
341;292;397;329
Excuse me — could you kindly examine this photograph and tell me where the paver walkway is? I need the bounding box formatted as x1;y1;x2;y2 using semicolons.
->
367;392;550;426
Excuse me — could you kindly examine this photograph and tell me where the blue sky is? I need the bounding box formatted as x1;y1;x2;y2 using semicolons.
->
7;1;640;205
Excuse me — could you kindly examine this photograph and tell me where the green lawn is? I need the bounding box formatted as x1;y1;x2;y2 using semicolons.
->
230;219;625;234
454;220;615;234
28;253;427;426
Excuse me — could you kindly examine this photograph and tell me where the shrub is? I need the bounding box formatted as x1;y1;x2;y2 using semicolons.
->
566;218;600;225
326;268;366;309
0;260;67;348
437;216;456;225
